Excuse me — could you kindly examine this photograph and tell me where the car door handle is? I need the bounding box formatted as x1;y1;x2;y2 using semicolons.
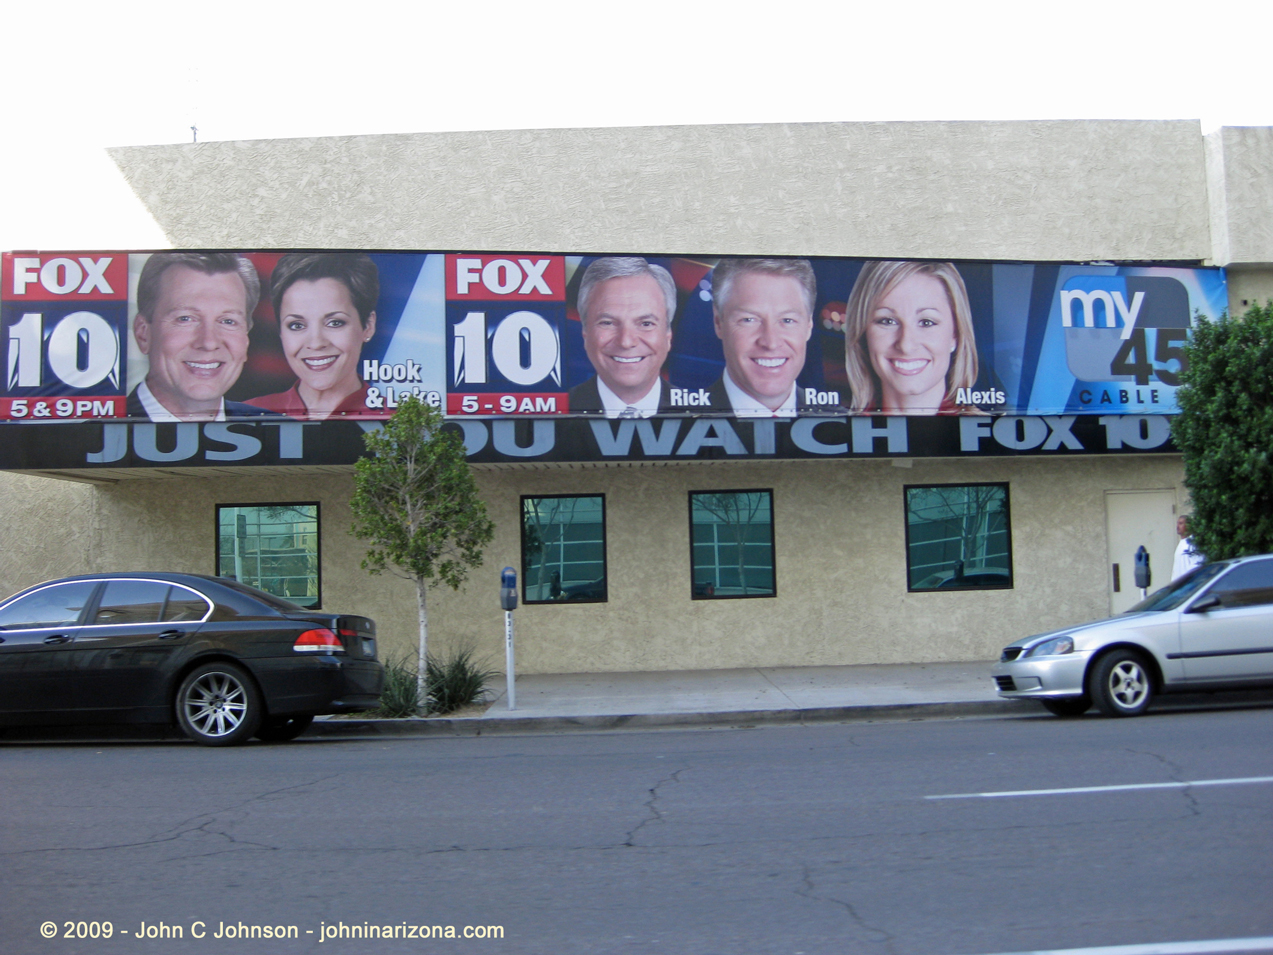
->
157;630;185;640
43;634;71;644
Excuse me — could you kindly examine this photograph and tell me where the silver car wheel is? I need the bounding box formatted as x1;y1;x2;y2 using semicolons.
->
175;663;262;746
1109;661;1148;709
1088;650;1154;717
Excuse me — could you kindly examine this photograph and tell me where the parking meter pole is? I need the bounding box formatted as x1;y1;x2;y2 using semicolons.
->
504;611;515;711
499;567;518;711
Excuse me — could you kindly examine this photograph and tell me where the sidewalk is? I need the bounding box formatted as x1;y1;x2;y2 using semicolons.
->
314;661;1017;737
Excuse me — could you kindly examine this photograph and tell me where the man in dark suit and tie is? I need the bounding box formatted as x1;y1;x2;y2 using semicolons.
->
127;252;276;421
568;257;679;417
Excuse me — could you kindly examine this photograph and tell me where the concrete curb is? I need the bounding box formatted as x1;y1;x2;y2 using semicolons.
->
312;699;1021;737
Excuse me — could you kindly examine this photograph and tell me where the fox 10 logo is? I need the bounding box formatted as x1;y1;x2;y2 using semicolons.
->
444;255;568;415
2;254;129;420
1059;275;1190;387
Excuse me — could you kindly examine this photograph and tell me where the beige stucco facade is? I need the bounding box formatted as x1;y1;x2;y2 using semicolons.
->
3;119;1272;672
0;454;1188;673
110;120;1213;263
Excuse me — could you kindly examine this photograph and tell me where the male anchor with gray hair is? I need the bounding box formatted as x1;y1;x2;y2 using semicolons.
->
569;257;681;417
126;253;277;421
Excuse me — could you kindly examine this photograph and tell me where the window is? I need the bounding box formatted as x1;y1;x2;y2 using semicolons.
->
689;490;775;599
216;504;320;608
521;495;607;603
1207;558;1273;609
92;580;212;625
94;579;169;624
0;581;96;630
905;483;1012;591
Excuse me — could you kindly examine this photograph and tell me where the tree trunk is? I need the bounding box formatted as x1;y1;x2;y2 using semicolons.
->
415;577;429;712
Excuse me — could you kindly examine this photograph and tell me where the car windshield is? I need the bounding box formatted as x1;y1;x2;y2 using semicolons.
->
1126;562;1229;613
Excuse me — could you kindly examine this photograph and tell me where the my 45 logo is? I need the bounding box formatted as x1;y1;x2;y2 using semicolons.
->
1059;275;1190;386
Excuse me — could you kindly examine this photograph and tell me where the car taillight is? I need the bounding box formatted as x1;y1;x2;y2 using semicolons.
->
293;628;345;653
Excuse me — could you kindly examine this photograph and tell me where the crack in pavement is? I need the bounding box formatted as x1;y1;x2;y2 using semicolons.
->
1126;747;1201;816
623;769;685;847
795;863;897;952
0;774;342;858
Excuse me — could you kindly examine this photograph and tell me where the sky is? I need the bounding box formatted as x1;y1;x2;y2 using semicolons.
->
2;0;1269;250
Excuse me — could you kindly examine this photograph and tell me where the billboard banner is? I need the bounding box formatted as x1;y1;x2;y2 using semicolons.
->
1;251;1226;424
0;414;1182;471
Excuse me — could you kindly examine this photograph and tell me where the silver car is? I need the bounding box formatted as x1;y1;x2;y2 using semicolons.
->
992;554;1273;717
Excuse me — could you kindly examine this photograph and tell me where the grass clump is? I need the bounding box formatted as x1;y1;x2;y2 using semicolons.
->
375;654;424;718
374;649;497;717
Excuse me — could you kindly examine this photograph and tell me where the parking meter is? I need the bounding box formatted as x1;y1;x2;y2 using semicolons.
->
500;567;518;611
1134;546;1151;594
500;568;517;710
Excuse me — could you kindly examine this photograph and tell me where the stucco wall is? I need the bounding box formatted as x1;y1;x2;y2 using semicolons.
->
1224;267;1273;313
108;121;1211;263
3;455;1184;672
0;472;97;599
1206;126;1273;267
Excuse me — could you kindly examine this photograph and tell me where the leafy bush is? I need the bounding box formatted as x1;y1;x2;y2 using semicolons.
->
1173;301;1273;560
373;649;497;717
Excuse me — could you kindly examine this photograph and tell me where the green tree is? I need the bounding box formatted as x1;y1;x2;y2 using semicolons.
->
1171;302;1273;560
350;396;495;708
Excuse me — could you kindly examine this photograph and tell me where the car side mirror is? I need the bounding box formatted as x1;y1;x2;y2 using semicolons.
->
1187;594;1221;613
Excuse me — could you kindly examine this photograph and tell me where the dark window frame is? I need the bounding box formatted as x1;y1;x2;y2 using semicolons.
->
215;502;322;609
687;488;777;600
903;482;1013;593
520;493;608;605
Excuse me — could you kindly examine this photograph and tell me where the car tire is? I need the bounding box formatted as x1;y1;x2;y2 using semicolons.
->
254;714;315;742
175;662;263;746
1041;697;1091;717
1087;650;1153;717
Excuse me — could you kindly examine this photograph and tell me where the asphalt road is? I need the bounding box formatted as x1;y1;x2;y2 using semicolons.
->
3;705;1272;955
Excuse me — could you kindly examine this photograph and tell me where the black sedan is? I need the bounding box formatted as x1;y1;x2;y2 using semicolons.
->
0;573;383;745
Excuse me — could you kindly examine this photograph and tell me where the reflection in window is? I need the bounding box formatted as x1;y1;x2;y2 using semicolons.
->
1207;558;1273;609
521;496;607;603
95;579;169;624
905;484;1012;591
0;581;96;629
216;503;320;608
689;490;775;599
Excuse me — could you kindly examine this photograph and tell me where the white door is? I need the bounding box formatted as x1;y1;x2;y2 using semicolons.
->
1105;490;1177;615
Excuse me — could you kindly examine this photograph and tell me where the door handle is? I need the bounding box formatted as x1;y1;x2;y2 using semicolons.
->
1112;563;1121;593
157;630;185;640
43;634;71;644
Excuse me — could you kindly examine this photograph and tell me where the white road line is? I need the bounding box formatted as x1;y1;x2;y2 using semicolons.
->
963;938;1273;955
927;775;1273;800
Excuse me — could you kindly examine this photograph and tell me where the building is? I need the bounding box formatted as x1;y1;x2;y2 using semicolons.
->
2;120;1271;673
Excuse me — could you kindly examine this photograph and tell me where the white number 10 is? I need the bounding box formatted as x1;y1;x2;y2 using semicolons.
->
452;310;560;388
7;312;120;390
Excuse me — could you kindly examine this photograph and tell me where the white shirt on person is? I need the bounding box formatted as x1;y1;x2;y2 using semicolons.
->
135;379;227;422
1172;536;1204;581
721;370;796;418
595;378;662;418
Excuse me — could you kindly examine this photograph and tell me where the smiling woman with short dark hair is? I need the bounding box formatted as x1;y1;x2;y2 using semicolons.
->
247;253;389;419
